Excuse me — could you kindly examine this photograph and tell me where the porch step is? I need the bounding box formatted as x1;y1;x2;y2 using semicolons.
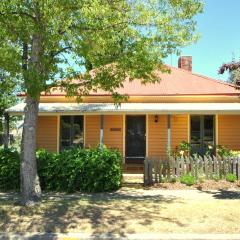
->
123;174;143;184
123;164;144;174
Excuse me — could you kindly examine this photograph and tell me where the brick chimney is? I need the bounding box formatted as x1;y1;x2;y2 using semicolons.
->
178;56;192;72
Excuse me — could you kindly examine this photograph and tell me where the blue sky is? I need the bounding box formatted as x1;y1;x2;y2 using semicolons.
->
165;0;240;81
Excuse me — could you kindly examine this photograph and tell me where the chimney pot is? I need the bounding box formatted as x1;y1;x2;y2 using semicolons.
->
178;56;192;72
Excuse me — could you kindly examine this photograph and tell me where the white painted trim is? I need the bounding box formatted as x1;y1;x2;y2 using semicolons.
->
83;115;86;147
215;114;218;146
8;111;240;117
146;114;149;157
122;114;126;163
57;115;60;153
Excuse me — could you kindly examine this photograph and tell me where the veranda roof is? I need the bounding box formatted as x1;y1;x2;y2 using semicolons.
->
7;102;240;115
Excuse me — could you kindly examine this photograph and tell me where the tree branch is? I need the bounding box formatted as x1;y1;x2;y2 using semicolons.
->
50;46;72;58
219;62;240;74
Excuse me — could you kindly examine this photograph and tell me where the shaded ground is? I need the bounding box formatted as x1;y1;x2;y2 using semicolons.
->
123;174;240;190
0;186;240;236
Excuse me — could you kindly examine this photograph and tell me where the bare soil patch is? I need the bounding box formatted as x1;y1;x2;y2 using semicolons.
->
0;188;240;235
152;180;240;191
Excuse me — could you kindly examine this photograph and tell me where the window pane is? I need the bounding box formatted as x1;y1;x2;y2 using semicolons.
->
61;116;71;140
204;116;214;143
73;116;84;147
190;115;215;155
61;116;72;150
191;116;201;144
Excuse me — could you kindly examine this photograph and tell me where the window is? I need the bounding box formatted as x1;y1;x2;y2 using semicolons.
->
60;116;84;151
190;115;215;155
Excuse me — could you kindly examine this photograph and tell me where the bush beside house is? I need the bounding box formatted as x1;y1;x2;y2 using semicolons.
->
0;147;122;192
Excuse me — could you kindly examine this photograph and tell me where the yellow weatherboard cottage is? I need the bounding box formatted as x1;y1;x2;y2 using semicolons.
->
7;56;240;170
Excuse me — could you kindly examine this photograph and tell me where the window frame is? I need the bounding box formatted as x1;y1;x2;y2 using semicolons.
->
60;115;84;151
190;115;216;155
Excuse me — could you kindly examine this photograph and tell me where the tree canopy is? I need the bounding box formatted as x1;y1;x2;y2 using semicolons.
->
219;61;240;87
0;0;203;100
0;0;203;205
0;70;18;132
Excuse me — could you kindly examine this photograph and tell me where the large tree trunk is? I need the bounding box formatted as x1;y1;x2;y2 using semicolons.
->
20;96;41;206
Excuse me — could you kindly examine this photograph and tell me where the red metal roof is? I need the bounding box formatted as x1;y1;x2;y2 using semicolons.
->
39;66;240;96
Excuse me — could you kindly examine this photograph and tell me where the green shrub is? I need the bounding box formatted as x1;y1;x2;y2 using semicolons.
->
160;176;167;183
0;148;20;191
216;145;232;157
180;174;195;186
170;176;177;183
226;173;237;183
212;174;220;182
173;141;191;157
0;146;122;193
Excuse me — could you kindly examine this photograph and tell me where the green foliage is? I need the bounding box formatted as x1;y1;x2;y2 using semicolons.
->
170;176;177;183
0;147;122;192
230;150;240;157
37;147;122;192
216;145;240;158
160;176;167;183
0;0;203;101
173;141;191;157
0;70;18;132
212;174;220;182
226;173;237;183
0;148;20;191
180;174;195;186
216;145;232;157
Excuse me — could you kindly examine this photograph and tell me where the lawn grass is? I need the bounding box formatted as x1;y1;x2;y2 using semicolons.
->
0;188;240;235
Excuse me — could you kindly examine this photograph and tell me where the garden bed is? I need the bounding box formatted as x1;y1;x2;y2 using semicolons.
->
151;180;240;190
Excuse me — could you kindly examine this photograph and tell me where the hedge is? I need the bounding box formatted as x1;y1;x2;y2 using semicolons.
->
0;146;123;192
0;148;20;191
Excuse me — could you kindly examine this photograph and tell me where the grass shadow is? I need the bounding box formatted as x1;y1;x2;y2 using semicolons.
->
197;188;240;199
0;190;182;237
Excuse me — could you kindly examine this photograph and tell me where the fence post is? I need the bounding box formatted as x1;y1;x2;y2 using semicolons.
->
195;155;199;180
176;157;180;178
171;157;175;176
144;158;149;186
154;160;158;183
233;157;237;176
223;156;227;176
219;156;222;179
149;160;153;185
204;156;208;179
167;158;171;181
199;156;203;176
213;156;217;177
228;157;232;175
190;156;194;176
238;157;240;180
181;156;185;175
209;156;213;179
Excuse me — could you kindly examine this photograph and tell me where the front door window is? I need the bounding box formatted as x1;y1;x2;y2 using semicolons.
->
190;115;215;155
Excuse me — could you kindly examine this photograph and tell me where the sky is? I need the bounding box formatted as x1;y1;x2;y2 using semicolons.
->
165;0;240;81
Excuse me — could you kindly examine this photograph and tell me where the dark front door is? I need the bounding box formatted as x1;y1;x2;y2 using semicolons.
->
126;116;146;164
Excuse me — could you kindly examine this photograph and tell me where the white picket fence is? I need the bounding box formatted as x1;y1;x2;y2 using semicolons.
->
144;155;240;185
